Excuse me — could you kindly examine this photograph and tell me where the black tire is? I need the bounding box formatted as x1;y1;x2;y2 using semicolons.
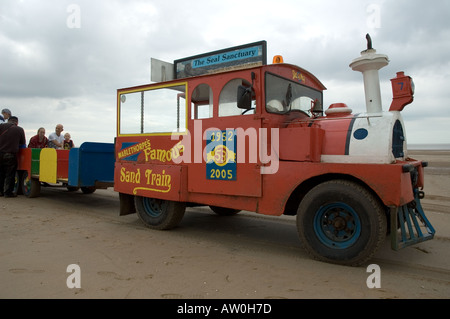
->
20;171;41;198
296;180;386;266
81;186;96;194
210;206;241;216
134;196;186;230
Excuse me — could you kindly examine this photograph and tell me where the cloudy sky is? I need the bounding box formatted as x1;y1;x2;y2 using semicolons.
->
1;0;449;146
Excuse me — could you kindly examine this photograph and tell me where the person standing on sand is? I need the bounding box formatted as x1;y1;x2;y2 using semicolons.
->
1;108;12;123
0;116;26;197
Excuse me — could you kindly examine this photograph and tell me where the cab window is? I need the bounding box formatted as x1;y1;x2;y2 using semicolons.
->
265;73;322;116
191;83;213;120
119;84;187;135
219;78;255;117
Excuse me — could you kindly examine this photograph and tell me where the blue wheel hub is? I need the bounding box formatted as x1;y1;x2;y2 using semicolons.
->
314;203;361;249
142;198;167;218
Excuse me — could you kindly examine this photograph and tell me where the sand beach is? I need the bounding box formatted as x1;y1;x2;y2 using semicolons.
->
0;148;449;299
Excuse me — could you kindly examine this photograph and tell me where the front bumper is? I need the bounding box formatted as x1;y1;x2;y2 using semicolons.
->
390;188;435;250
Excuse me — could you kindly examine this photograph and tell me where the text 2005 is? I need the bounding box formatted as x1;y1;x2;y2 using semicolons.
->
209;168;234;180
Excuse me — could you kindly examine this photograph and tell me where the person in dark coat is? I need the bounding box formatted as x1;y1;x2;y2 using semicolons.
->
0;116;26;197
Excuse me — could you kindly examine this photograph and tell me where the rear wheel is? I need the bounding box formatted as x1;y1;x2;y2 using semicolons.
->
297;180;386;266
135;196;185;230
20;171;41;198
210;206;241;216
81;186;96;194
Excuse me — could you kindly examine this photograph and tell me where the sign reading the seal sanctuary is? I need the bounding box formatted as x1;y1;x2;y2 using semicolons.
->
174;41;267;79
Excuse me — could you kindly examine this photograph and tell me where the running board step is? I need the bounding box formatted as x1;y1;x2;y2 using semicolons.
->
390;190;435;250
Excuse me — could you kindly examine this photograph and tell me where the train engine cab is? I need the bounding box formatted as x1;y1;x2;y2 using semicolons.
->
115;38;434;266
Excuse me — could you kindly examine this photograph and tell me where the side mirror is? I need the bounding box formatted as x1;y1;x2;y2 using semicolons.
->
237;85;252;109
311;99;323;116
237;72;256;110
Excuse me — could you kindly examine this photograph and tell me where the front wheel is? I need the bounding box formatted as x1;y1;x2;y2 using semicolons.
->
297;180;386;266
134;196;186;230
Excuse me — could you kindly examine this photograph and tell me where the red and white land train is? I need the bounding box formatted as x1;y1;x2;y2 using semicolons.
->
15;38;433;266
114;38;433;266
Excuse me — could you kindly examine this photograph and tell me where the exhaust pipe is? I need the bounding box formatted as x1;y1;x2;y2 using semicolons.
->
350;34;389;114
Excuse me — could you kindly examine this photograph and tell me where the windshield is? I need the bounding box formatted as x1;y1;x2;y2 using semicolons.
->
265;72;322;116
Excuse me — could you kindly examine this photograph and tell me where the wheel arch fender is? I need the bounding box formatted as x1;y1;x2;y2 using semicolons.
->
283;173;386;216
